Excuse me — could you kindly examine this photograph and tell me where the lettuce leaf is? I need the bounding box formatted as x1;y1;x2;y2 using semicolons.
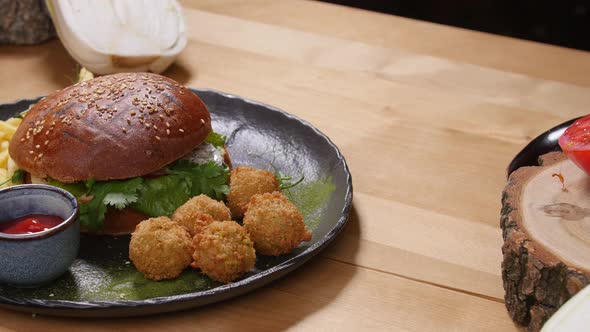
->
0;169;25;187
47;178;87;197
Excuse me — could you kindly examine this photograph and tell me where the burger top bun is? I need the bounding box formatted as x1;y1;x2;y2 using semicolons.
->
9;72;211;183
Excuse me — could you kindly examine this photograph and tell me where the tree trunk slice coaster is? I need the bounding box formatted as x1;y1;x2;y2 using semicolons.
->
502;151;590;331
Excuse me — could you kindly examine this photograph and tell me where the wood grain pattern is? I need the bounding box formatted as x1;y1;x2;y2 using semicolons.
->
2;0;590;330
183;0;590;87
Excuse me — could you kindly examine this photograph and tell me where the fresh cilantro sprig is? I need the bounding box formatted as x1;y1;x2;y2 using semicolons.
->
79;177;143;232
167;160;230;200
277;174;305;190
204;131;226;148
0;169;25;187
131;174;191;217
267;161;304;190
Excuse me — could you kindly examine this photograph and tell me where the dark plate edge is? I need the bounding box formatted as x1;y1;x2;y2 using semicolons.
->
506;118;578;177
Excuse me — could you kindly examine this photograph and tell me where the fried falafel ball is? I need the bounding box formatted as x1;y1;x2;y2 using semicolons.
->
226;166;279;218
172;194;231;236
191;221;256;283
243;192;312;256
129;217;193;281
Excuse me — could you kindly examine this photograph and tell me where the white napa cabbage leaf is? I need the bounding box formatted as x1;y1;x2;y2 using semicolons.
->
46;0;187;74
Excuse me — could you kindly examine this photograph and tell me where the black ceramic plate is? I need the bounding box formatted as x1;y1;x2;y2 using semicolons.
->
507;118;579;177
0;89;353;317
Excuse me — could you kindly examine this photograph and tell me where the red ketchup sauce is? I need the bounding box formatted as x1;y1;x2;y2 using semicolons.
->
0;214;64;235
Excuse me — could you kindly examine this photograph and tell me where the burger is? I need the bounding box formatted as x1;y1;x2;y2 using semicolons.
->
8;72;231;235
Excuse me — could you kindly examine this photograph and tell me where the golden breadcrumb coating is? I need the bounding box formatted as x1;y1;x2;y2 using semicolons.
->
129;217;193;281
227;166;279;218
243;192;312;256
192;221;256;283
172;194;231;236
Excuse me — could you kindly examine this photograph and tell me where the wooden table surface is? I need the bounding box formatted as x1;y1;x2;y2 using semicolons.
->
2;0;590;330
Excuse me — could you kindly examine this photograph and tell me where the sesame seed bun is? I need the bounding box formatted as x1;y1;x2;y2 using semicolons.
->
9;73;211;183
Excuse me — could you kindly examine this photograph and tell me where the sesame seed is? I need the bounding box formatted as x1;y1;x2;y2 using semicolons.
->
145;123;151;128
155;136;161;141
200;119;205;124
35;145;40;149
29;150;34;154
44;140;49;145
179;129;184;133
130;111;136;116
20;138;25;142
153;125;158;130
38;153;43;158
166;122;170;127
166;129;170;135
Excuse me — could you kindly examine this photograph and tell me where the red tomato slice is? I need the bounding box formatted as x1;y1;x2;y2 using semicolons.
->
559;115;590;175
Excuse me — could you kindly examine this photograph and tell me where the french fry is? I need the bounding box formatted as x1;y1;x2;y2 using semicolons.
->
0;150;8;168
0;122;16;137
0;117;21;187
7;157;16;179
0;168;7;188
5;118;22;126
